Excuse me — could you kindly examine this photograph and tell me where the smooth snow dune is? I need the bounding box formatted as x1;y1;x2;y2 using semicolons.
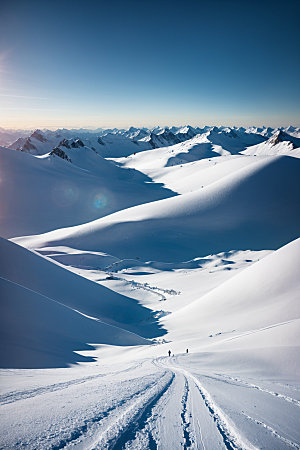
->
167;238;300;346
0;146;174;238
0;276;148;368
0;237;164;340
16;156;300;261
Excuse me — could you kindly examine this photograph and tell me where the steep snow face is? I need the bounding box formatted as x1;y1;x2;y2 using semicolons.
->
243;140;296;156
0;276;149;368
15;156;300;261
242;130;300;156
0;236;164;368
0;145;175;238
167;237;300;344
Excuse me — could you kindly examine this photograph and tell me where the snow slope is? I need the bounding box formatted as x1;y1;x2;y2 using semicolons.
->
0;276;148;368
166;237;300;352
0;145;174;237
115;133;231;171
117;147;272;195
16;155;300;261
1;239;299;448
242;130;300;157
0;236;164;369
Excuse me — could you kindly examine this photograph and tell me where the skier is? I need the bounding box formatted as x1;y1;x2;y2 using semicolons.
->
186;348;188;354
168;350;171;357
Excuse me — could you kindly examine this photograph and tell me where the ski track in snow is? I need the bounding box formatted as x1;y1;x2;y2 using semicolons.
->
2;357;300;449
181;378;193;448
0;361;145;406
159;359;257;450
84;371;174;449
105;272;180;302
213;373;300;408
54;372;170;449
242;413;300;449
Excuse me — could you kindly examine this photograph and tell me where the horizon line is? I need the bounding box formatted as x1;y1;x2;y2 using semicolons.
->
1;123;300;132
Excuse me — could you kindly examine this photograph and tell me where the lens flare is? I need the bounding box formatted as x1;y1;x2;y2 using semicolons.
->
93;193;107;209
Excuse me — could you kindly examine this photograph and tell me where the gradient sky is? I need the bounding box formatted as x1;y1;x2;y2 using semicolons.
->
0;0;299;129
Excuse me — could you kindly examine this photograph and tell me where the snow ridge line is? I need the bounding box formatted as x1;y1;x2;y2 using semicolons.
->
242;413;300;449
88;371;175;449
168;365;257;450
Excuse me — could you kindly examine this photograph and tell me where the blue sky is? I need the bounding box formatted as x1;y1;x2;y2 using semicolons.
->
0;0;299;129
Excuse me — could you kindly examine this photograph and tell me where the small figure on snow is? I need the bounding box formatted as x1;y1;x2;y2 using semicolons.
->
168;350;171;357
186;348;189;354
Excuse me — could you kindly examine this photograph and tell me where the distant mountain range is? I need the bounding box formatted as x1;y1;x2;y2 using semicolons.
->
2;125;299;158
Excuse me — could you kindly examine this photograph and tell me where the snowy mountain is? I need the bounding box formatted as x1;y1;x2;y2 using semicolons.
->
0;127;31;147
1;123;300;449
7;125;300;158
139;126;200;149
9;128;151;157
242;129;300;156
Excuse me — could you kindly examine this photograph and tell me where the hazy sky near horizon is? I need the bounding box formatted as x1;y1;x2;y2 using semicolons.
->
0;0;299;129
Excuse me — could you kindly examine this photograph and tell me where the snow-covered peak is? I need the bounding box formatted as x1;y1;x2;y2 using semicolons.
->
267;129;300;147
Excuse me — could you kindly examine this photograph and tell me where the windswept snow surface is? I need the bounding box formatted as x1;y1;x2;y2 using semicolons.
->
1;125;300;449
